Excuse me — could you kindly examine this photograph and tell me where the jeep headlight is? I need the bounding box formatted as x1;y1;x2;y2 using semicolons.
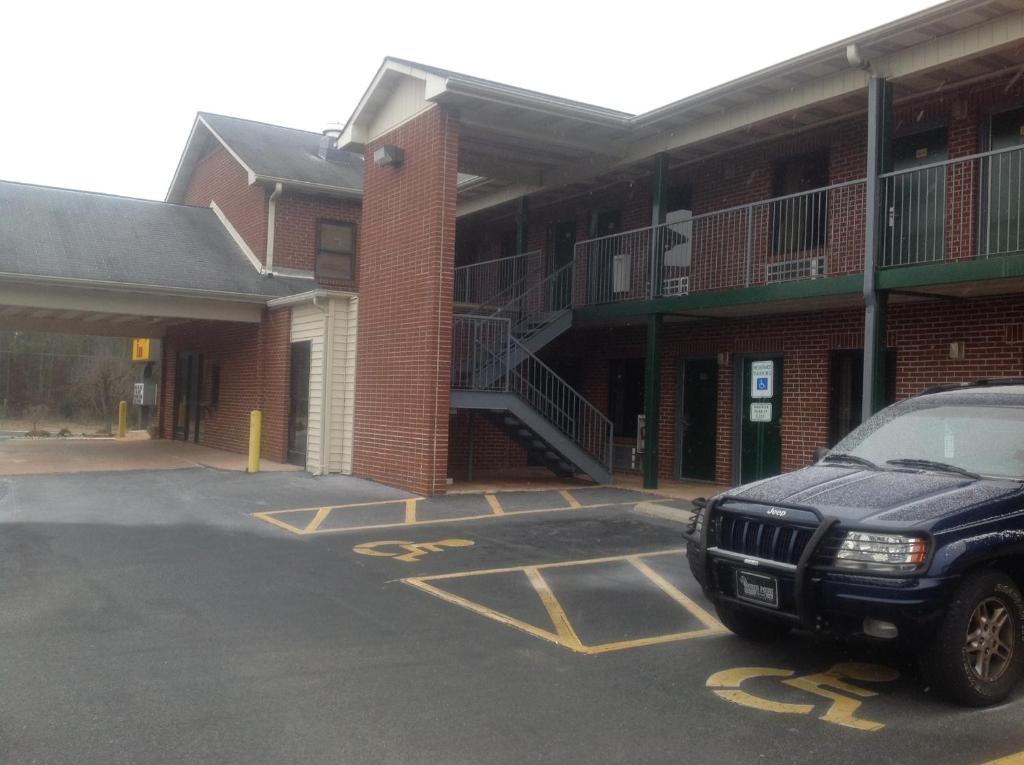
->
834;532;927;573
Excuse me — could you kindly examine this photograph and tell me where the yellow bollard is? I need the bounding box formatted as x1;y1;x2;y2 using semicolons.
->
117;400;128;438
247;410;262;473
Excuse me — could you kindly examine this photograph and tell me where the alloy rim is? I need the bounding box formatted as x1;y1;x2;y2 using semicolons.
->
964;596;1015;683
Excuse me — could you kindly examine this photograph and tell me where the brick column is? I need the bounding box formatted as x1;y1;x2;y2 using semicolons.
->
353;107;459;495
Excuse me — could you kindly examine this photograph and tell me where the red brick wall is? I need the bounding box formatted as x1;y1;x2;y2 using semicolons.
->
555;294;1024;486
447;412;529;479
183;146;268;261
158;309;291;464
353;106;460;495
273;191;362;287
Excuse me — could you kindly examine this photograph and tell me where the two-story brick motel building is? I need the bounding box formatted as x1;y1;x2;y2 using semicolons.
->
2;0;1024;496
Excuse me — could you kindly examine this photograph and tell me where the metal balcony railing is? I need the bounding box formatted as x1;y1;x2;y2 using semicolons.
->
880;144;1024;267
451;314;614;472
453;251;538;306
572;179;867;306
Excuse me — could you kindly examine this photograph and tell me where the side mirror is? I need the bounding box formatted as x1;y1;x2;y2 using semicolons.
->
812;446;830;463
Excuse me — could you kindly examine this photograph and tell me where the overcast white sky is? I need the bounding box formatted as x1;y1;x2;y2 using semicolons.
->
2;0;937;201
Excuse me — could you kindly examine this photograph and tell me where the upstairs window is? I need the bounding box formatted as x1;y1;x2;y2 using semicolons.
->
317;221;356;282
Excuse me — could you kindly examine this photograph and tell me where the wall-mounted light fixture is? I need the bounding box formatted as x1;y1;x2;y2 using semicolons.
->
717;351;730;367
373;145;404;167
949;341;966;361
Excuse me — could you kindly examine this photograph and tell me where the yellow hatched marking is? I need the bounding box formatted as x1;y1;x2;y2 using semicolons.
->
524;567;582;650
558;489;581;508
404;548;724;654
415;548;686;581
402;577;569;650
484;494;504;515
983;753;1024;765
627;556;725;632
253;499;622;536
304;507;332;533
405;499;417;524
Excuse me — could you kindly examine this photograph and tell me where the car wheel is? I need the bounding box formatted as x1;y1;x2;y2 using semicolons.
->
714;602;791;642
920;570;1024;706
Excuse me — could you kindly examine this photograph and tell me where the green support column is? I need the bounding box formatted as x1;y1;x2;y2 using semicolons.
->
862;76;893;419
648;153;669;299
643;313;663;489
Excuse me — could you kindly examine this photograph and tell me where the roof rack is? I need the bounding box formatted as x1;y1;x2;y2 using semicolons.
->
918;377;1024;396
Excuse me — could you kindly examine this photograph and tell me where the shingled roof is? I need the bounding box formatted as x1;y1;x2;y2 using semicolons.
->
166;113;363;203
0;179;306;298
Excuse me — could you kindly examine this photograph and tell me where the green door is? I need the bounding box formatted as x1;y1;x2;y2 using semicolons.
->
678;358;718;481
985;107;1024;256
552;221;576;307
739;357;783;484
883;128;948;265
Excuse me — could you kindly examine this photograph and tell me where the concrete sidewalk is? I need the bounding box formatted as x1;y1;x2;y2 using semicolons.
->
0;437;300;475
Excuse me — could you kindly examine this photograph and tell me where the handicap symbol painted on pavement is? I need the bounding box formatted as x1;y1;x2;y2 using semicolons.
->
353;538;474;563
706;662;900;731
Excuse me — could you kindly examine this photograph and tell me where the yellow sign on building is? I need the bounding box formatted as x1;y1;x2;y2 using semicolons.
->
131;338;152;362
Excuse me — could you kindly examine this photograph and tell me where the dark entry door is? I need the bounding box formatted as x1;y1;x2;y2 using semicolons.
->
552;221;576;306
174;352;203;443
884;127;948;265
985;107;1024;255
678;358;718;481
288;341;311;468
738;357;783;484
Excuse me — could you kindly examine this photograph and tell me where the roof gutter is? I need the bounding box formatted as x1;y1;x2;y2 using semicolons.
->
0;271;278;303
266;288;357;309
253;175;363;200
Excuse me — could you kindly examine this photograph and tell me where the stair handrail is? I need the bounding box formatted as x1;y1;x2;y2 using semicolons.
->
483;260;575;342
451;313;613;473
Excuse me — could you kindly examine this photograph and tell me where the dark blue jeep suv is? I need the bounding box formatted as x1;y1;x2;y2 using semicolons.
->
686;379;1024;706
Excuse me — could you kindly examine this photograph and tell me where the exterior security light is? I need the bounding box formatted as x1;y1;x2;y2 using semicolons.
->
373;145;404;167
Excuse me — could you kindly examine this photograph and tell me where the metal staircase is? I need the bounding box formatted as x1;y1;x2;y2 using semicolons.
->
450;263;613;483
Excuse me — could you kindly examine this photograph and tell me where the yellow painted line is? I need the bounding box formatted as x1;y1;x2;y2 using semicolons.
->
524;567;583;650
627;556;725;633
584;628;726;654
982;753;1024;765
484;493;504;515
259;497;424;516
253;499;623;536
405;499;417;524
304;507;332;533
413;548;687;582
558;489;581;508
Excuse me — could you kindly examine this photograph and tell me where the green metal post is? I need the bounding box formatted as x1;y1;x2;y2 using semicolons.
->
643;313;663;489
649;153;669;299
862;76;893;419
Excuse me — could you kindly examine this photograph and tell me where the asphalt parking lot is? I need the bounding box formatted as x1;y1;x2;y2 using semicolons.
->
1;467;1023;764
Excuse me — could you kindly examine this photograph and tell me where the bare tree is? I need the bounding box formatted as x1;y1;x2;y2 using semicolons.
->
74;351;135;433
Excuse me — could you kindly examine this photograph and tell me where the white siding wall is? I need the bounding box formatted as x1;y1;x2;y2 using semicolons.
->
289;296;357;475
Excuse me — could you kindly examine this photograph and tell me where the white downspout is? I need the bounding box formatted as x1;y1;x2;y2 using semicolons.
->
265;182;283;274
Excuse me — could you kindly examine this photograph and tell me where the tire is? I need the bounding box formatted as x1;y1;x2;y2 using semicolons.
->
920;570;1024;707
715;601;792;642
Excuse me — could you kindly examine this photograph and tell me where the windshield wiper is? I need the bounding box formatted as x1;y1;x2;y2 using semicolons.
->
885;458;981;480
822;453;879;470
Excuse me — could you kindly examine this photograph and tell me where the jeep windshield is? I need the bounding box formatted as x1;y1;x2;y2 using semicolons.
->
831;396;1024;481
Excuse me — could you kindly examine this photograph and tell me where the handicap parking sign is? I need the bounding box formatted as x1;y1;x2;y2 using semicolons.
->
750;360;774;399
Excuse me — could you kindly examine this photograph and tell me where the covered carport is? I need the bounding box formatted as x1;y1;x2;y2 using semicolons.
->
0;178;308;470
